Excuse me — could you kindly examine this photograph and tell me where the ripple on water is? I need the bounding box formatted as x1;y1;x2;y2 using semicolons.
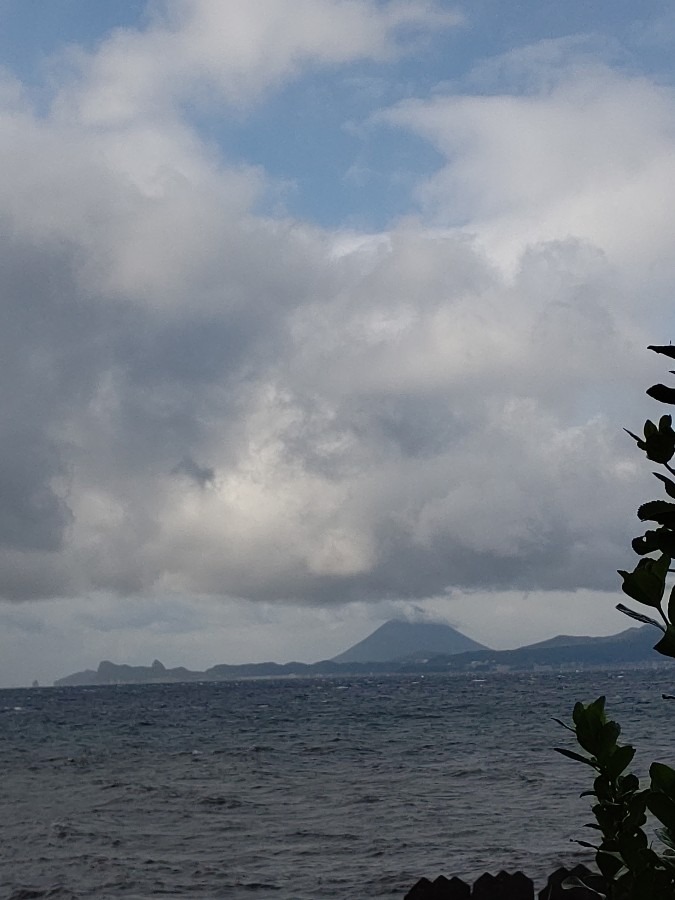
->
3;671;672;899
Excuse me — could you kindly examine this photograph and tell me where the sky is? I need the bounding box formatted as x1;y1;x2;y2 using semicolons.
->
1;1;675;687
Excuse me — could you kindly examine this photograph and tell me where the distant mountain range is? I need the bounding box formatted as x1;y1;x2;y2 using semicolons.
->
53;618;675;686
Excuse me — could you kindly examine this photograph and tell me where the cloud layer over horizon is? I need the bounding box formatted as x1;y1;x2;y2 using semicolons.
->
1;0;674;682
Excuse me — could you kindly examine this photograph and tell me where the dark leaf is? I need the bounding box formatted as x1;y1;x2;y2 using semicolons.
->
597;720;621;756
630;415;675;462
647;384;675;405
654;625;675;659
625;428;646;449
647;792;675;832
554;747;597;767
633;528;675;557
655;827;675;851
631;529;675;556
552;716;576;733
619;773;641;794
649;345;675;360
596;850;625;880
574;698;616;756
655;472;675;499
593;773;612;802
651;762;675;798
631;527;675;556
618;554;670;607
618;830;649;867
606;744;636;778
560;875;604;896
638;500;675;526
616;603;664;629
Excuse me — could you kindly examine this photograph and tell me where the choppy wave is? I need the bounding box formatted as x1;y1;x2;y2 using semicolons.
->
1;670;673;899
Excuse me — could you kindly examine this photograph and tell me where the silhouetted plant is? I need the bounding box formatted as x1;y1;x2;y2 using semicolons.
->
618;345;675;659
555;698;675;898
554;346;675;898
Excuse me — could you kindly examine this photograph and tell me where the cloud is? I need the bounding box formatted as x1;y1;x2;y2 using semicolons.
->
172;455;215;487
381;46;675;288
0;16;670;622
59;0;461;125
0;586;631;686
0;592;396;685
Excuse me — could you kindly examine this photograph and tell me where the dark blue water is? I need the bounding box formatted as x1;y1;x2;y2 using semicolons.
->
2;670;674;899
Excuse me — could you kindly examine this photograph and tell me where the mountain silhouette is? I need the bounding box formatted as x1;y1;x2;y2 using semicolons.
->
331;619;488;664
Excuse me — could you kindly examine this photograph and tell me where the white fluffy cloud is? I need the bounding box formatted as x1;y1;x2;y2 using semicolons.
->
0;6;672;678
383;48;675;293
63;0;461;125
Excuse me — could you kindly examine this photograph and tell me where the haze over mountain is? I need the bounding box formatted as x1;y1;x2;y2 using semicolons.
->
331;619;488;664
521;629;647;651
53;620;674;686
53;623;673;687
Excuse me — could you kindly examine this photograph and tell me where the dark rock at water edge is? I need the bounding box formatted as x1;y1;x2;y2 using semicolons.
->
404;866;601;899
405;874;472;899
474;871;534;899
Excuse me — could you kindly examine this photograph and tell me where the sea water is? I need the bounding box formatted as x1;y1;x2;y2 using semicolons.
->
2;669;674;900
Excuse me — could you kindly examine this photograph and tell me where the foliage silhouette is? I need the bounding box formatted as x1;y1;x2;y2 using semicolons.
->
619;345;675;659
555;698;675;898
555;346;675;898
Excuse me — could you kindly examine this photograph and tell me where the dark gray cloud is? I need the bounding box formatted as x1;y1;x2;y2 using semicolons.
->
172;456;215;487
0;183;656;605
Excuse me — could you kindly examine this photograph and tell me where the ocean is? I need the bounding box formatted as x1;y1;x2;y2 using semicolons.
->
2;669;674;900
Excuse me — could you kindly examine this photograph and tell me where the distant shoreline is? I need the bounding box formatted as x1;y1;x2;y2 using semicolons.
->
51;625;674;687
